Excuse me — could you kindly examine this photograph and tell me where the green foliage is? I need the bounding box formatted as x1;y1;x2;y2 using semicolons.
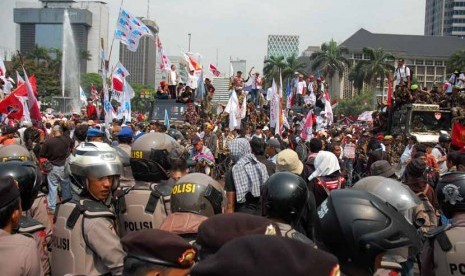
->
310;39;349;78
129;83;155;113
335;90;373;116
80;73;102;97
447;49;465;73
263;54;306;88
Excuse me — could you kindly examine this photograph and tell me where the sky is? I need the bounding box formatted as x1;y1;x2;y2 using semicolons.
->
1;0;426;74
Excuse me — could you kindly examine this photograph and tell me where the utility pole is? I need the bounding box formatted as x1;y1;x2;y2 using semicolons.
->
146;0;150;19
188;33;191;52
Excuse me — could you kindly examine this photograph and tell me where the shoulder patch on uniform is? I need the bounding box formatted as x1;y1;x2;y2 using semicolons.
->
424;224;452;238
442;184;464;205
155;183;172;196
81;199;115;219
18;216;46;234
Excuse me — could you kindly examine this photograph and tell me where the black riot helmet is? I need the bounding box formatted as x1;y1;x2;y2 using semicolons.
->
167;128;186;144
170;173;225;217
436;172;465;218
0;160;41;211
262;172;314;226
317;189;421;275
439;133;451;144
130;132;184;182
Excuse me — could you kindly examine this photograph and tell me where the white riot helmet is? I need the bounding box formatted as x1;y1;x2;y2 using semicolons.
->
69;142;122;196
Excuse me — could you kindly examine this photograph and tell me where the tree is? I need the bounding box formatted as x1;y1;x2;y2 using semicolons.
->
335;90;373;116
130;83;155;113
282;54;307;83
447;49;465;73
310;39;349;78
80;73;103;95
263;55;286;87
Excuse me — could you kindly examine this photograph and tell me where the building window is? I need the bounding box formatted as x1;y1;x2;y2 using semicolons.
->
416;59;424;65
435;60;443;66
436;67;445;75
453;10;465;15
425;60;434;66
353;53;362;60
427;67;435;75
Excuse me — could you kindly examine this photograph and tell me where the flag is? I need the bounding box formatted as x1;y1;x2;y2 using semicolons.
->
286;82;292;109
269;79;278;128
118;81;133;121
387;73;393;107
0;56;5;78
209;64;221;77
112;62;129;94
79;86;87;106
452;121;465;148
224;90;241;130
116;8;154;52
324;88;333;126
183;52;202;71
164;109;170;129
16;71;25;87
157;37;171;71
301;110;314;142
0;94;23;120
11;75;37;97
22;67;41;122
196;71;205;101
275;73;283;135
91;84;99;100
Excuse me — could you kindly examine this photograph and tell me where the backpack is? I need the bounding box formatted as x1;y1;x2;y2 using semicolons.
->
413;185;439;236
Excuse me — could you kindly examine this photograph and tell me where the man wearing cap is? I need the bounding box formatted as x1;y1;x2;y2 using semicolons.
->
265;138;281;164
39;125;72;215
189;135;215;174
0;176;42;275
121;229;196;275
115;126;134;186
203;123;217;158
87;128;104;142
370;160;397;179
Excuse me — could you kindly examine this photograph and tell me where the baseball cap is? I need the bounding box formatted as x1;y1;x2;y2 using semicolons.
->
267;138;281;153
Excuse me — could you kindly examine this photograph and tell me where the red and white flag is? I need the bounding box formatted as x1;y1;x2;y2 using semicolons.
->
301;110;313;142
0;93;23;120
183;52;202;71
209;64;221;77
157;37;171;71
16;71;25;87
0;56;6;78
324;89;333;126
22;67;42;122
112;73;124;93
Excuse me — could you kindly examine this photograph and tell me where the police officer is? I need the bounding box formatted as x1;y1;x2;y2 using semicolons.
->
0;176;42;276
113;126;134;186
159;173;226;241
0;145;50;237
121;229;197;275
421;172;465;276
117;132;184;236
51;142;125;275
0;146;50;275
262;172;316;244
317;189;421;276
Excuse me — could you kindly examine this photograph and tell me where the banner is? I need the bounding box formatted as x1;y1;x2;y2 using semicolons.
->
157;37;171;71
183;52;202;71
11;76;37;97
452;121;465;148
209;64;221;77
0;94;23;120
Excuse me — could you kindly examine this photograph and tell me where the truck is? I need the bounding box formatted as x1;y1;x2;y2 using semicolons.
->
389;103;452;143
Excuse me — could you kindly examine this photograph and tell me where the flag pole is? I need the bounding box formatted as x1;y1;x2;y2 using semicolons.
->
107;0;125;65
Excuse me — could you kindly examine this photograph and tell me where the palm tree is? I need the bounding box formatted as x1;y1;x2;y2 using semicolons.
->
447;49;465;73
350;47;395;96
25;45;50;65
263;55;286;87
282;54;306;82
310;39;349;78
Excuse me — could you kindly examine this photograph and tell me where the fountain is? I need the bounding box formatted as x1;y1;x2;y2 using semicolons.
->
56;9;80;114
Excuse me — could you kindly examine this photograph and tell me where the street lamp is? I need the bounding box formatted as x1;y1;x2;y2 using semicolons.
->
188;33;191;52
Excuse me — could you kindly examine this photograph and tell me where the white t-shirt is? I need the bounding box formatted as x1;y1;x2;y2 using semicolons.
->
296;80;306;95
188;74;197;89
395;66;411;85
449;73;465;88
169;70;177;85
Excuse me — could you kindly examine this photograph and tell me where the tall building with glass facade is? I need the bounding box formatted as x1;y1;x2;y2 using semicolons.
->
266;35;299;59
14;0;109;73
425;0;465;37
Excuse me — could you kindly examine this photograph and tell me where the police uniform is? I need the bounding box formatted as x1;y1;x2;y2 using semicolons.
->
0;176;42;276
25;192;51;244
17;216;50;275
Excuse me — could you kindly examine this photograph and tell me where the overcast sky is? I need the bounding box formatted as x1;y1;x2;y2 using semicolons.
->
2;0;426;73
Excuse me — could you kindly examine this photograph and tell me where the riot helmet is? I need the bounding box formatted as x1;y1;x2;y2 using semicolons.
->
436;172;465;218
167;128;186;144
353;176;420;212
262;172;314;226
438;133;451;144
0;144;32;162
69;142;122;196
170;173;225;217
317;189;421;275
0;160;41;211
130;132;183;182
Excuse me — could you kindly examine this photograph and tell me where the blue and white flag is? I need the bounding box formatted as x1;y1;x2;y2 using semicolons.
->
164;109;170;129
115;8;154;52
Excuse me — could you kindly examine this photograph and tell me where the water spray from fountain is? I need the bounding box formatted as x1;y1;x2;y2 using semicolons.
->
61;9;80;114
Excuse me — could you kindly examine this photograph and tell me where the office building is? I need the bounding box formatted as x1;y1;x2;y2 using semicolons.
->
266;35;299;59
231;59;247;75
14;0;109;73
119;19;159;87
425;0;465;37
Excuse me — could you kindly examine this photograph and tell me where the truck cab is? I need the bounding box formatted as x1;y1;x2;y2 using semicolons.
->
390;104;451;143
